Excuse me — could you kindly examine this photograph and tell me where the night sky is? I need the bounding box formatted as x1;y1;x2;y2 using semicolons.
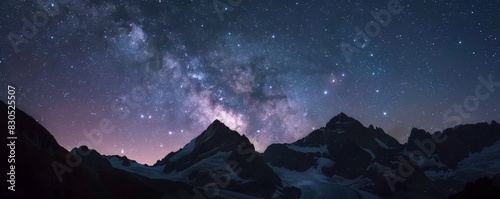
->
1;0;499;164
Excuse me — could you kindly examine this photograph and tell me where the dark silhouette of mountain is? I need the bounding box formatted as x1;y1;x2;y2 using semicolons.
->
448;173;500;199
104;154;134;167
406;122;500;168
2;102;500;199
154;119;301;198
0;101;197;199
263;112;500;199
263;112;401;176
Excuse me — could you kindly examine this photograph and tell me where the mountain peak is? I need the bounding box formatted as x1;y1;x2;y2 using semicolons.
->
181;118;249;154
209;119;224;127
326;112;361;128
407;128;431;144
204;119;232;136
338;112;348;117
332;112;355;121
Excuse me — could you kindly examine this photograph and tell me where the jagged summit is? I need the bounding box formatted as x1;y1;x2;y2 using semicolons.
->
335;112;349;118
208;119;224;127
331;112;350;121
328;112;359;124
326;112;363;128
153;119;251;167
153;118;286;198
197;119;243;142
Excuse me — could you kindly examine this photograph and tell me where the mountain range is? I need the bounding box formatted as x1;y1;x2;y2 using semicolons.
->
2;101;500;199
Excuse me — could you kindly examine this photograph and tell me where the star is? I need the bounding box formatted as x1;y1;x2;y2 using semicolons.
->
6;0;498;166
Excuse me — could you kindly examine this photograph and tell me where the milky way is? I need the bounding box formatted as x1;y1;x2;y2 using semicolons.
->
1;0;499;164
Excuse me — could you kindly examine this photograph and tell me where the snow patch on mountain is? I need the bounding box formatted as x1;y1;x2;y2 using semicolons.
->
330;128;346;134
288;145;328;154
422;140;500;182
361;148;375;159
420;154;448;168
107;156;166;179
453;139;500;180
374;138;389;149
366;162;392;173
316;157;334;170
107;151;247;184
424;170;455;181
169;139;196;162
167;151;246;183
271;166;381;199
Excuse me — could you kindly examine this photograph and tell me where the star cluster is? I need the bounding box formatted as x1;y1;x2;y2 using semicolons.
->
1;0;499;164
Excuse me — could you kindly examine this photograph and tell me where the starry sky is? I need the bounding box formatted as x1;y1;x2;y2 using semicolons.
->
1;0;499;164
